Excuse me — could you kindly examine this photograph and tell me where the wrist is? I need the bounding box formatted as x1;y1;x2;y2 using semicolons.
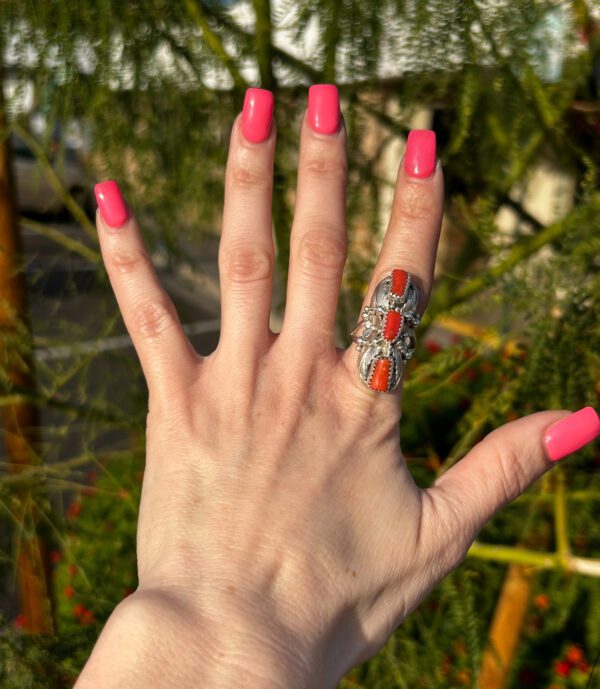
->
75;587;325;689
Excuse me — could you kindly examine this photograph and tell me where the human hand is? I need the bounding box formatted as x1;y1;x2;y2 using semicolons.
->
77;86;600;689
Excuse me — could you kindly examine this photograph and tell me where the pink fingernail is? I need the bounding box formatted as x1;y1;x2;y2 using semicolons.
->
404;130;437;179
95;180;128;228
544;407;600;462
241;88;274;143
307;84;340;135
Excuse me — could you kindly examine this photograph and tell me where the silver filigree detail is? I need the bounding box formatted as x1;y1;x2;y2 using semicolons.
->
351;271;420;392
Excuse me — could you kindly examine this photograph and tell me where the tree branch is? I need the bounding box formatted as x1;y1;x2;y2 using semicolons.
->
252;0;275;90
20;217;100;264
183;0;247;88
428;194;600;319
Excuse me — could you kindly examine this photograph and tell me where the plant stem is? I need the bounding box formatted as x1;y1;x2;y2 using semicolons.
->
467;541;600;577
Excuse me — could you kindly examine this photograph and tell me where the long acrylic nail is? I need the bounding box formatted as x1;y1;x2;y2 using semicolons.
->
241;88;274;143
307;84;340;135
95;180;128;228
544;406;600;462
404;130;437;179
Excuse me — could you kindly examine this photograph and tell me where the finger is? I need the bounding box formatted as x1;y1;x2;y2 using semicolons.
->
341;130;443;396
95;180;198;398
422;408;600;569
282;84;347;351
370;130;443;315
218;88;276;357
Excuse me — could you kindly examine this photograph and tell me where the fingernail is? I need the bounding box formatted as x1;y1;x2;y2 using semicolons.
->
404;130;437;179
241;88;274;143
95;180;128;228
307;84;340;135
544;407;600;462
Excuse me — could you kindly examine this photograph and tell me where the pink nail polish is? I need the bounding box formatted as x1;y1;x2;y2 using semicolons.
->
95;180;128;228
544;407;600;462
307;84;340;135
241;88;274;143
404;130;437;179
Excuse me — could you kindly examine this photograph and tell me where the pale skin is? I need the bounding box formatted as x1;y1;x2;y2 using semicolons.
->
76;111;569;688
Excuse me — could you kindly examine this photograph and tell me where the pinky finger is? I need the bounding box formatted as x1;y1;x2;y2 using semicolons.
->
95;180;199;400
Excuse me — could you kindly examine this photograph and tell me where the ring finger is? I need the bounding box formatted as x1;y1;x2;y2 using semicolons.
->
342;130;444;395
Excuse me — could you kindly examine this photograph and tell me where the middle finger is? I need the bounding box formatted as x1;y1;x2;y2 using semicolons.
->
282;85;348;352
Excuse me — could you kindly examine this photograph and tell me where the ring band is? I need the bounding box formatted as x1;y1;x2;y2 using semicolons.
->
350;269;420;392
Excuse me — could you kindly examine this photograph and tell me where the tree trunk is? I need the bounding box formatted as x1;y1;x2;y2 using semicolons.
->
478;563;534;688
0;73;53;633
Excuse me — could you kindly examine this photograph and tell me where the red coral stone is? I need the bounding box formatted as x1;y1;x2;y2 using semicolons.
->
383;310;403;341
370;358;392;392
391;269;408;299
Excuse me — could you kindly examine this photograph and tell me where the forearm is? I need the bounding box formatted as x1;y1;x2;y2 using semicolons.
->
75;590;323;689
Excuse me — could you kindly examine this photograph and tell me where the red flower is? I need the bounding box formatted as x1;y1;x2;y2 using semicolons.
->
456;668;471;685
81;609;95;625
68;563;78;576
64;585;75;598
49;550;61;564
577;661;591;673
73;604;85;618
566;645;584;664
425;340;442;354
534;593;550;610
14;613;27;629
554;660;572;677
67;500;82;519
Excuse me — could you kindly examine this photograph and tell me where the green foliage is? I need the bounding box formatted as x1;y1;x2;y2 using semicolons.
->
0;618;97;689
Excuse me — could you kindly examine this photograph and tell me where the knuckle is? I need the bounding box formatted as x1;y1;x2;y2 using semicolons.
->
297;228;346;277
220;244;274;284
109;249;152;275
131;298;178;340
303;156;348;183
227;162;271;191
421;489;472;574
482;431;529;505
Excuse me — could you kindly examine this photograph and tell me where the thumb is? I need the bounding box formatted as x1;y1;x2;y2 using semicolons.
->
424;407;600;559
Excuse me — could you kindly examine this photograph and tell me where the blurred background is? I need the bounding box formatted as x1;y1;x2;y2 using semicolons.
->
0;1;599;687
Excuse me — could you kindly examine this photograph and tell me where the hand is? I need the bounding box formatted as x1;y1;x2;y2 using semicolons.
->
77;86;599;689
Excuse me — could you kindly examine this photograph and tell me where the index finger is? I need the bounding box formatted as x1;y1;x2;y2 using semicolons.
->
95;181;199;401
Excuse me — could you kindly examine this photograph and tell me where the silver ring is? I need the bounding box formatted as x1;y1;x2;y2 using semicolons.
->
350;269;420;392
